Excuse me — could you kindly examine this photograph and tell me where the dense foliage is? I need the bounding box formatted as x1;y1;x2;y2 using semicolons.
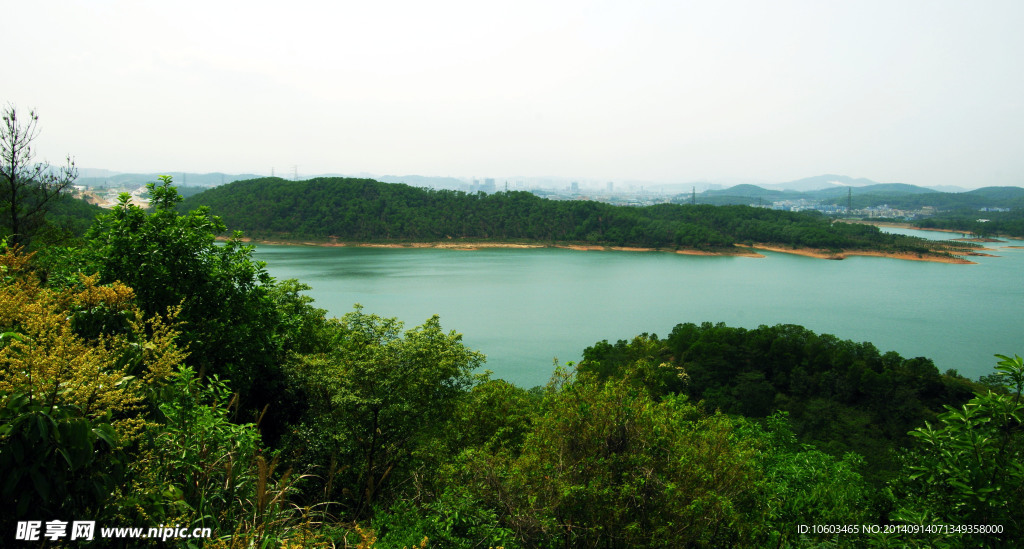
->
33;194;105;244
915;209;1024;238
0;248;183;537
87;179;279;385
890;354;1024;547
579;324;982;482
284;306;485;517
1;176;1020;547
179;177;968;256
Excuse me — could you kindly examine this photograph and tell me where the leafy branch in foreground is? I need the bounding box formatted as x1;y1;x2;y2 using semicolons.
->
888;354;1024;547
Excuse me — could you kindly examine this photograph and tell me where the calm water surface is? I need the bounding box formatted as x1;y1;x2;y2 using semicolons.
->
254;229;1024;387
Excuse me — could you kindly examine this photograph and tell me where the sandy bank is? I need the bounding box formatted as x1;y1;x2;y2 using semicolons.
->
951;237;1003;243
358;241;545;251
358;241;766;256
226;236;766;257
839;220;963;233
749;244;977;264
225;236;978;263
559;244;764;257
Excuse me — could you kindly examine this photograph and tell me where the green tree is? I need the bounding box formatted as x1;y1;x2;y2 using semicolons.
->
85;176;286;417
0;246;182;533
287;306;484;516
887;354;1024;548
447;375;541;455
737;412;876;547
0;105;79;248
482;368;763;547
582;322;982;484
122;366;314;543
0;391;123;532
363;375;542;549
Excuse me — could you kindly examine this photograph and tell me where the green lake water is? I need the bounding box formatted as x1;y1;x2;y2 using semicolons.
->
253;228;1024;387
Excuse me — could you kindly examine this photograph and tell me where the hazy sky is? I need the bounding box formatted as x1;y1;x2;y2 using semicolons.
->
6;0;1024;188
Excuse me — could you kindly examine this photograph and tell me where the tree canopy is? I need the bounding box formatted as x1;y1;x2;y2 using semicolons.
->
179;177;973;257
579;322;982;482
85;177;281;396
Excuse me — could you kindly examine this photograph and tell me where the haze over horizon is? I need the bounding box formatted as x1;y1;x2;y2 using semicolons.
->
6;1;1023;191
72;168;1018;194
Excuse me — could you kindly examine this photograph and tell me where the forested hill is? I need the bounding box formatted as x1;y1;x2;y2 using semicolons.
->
181;176;960;254
580;322;983;483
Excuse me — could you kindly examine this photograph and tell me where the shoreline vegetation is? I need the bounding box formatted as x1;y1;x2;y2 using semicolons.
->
187;177;989;265
848;218;1024;240
227;234;984;264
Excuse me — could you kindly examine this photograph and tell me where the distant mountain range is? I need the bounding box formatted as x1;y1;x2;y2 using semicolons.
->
650;175;974;195
759;174;974;193
703;181;939;200
77;170;1018;199
692;181;1024;210
76;171;264;188
762;174;888;192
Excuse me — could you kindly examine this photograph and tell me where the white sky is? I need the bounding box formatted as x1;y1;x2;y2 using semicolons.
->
6;0;1024;188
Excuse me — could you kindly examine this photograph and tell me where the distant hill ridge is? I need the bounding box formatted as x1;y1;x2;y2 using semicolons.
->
77;171;263;188
75;169;1022;211
767;174;884;192
76;169;1020;195
695;181;1024;210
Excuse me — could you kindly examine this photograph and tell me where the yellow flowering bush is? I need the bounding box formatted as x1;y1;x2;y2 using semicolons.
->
0;247;183;443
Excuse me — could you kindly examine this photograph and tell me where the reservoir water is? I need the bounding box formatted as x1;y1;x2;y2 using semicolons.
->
253;228;1024;387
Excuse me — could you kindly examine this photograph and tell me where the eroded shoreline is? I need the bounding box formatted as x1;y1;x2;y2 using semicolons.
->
747;244;978;264
231;236;764;256
226;236;984;264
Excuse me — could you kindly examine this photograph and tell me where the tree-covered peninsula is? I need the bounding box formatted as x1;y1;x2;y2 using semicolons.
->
180;177;978;261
